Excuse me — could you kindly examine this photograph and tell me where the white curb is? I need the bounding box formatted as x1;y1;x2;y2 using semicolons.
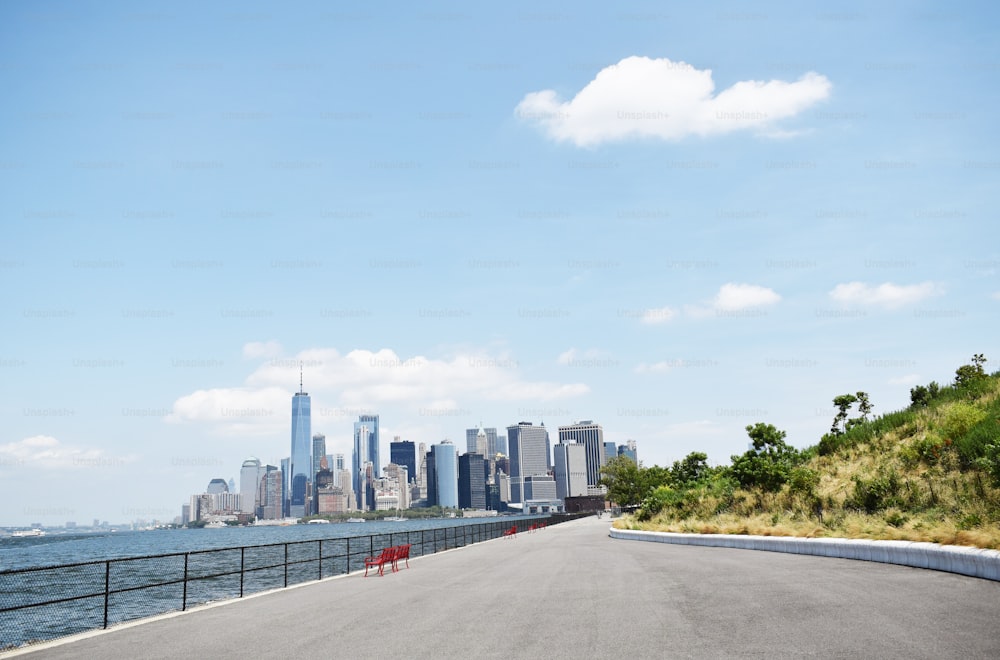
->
608;528;1000;581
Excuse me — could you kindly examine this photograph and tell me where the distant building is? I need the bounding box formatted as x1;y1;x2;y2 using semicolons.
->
604;441;617;464
390;439;416;486
354;416;379;510
618;440;638;464
240;457;263;515
289;369;312;518
432;441;458;508
506;422;549;504
558;421;605;488
206;478;228;494
458;452;486;510
466;425;499;456
553;442;587;500
259;465;283;520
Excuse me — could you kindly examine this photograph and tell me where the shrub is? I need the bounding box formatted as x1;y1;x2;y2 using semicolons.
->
846;470;901;514
941;402;987;440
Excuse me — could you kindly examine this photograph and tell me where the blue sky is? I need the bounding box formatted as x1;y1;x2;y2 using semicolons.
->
1;1;998;526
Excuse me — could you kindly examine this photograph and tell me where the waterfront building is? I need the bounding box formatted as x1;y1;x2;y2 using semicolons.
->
390;438;416;486
312;433;327;483
553;442;587;500
506;422;549;504
458;452;486;510
558;421;606;488
239;457;263;515
353;416;380;510
432;441;458;509
425;449;437;507
289;369;312;518
383;463;410;509
522;474;557;501
259;465;283;520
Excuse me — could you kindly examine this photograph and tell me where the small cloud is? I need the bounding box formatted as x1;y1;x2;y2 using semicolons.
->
684;283;781;318
829;281;942;309
712;283;781;311
0;435;134;470
991;291;1000;301
243;341;283;359
516;55;831;146
641;306;676;325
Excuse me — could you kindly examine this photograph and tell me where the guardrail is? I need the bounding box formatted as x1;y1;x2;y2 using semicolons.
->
1;516;561;651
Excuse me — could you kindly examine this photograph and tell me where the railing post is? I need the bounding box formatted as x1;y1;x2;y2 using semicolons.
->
103;560;110;629
283;544;288;588
318;540;322;581
182;553;189;611
346;537;350;574
240;547;245;598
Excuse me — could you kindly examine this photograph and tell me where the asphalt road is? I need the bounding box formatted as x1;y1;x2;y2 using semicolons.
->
12;516;1000;659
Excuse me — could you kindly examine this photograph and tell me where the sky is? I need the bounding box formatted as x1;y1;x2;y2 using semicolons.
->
1;1;998;527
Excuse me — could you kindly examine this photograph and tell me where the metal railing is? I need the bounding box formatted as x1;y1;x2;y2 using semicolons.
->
1;516;567;651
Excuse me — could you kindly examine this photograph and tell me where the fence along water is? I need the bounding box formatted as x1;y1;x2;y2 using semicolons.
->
1;517;557;650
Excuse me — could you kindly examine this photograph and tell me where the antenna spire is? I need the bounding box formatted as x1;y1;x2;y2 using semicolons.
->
299;361;303;393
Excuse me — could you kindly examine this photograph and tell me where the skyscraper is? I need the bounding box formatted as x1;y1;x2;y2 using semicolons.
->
466;425;499;456
458;452;486;510
618;440;638;464
239;457;263;515
289;368;312;518
390;439;416;485
353;416;379;510
312;434;327;482
558;421;605;488
432;441;458;509
506;422;549;504
553;442;587;500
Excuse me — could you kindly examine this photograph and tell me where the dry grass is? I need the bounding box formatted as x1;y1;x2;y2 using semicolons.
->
616;511;1000;549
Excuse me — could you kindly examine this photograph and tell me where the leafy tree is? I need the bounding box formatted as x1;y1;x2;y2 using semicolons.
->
831;394;857;435
599;455;645;509
670;451;710;487
730;423;798;492
955;353;987;388
855;391;873;422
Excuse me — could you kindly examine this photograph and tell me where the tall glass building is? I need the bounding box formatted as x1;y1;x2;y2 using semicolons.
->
353;416;379;510
289;378;312;518
432;441;458;508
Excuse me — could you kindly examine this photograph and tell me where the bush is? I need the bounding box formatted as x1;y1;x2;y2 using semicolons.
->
941;402;987;440
846;470;901;514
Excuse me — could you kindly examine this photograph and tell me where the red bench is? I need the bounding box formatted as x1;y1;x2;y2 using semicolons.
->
502;525;517;539
392;543;411;571
364;546;396;577
364;544;412;577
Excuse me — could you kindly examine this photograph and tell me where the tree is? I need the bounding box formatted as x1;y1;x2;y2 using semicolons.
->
599;455;645;509
855;391;873;422
670;452;710;487
729;423;798;492
831;394;858;435
955;353;987;388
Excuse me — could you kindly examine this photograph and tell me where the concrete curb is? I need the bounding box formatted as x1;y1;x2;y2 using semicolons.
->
608;528;1000;581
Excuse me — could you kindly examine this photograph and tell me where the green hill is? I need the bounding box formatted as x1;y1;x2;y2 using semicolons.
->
608;355;1000;549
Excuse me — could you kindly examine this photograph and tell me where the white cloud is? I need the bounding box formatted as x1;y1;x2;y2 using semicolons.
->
516;55;831;146
0;435;135;470
683;283;782;318
169;347;590;435
641;306;676;324
712;283;782;311
829;281;943;309
991;291;1000;301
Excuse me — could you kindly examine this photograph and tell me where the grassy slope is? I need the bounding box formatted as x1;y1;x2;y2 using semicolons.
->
616;376;1000;549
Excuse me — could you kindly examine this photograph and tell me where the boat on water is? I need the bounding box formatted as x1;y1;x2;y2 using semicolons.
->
345;517;365;523
383;516;406;522
11;529;45;537
307;519;330;524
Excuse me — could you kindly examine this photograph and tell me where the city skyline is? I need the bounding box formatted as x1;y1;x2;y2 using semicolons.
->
3;2;998;525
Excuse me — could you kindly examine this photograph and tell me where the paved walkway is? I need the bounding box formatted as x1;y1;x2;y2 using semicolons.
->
10;516;1000;659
